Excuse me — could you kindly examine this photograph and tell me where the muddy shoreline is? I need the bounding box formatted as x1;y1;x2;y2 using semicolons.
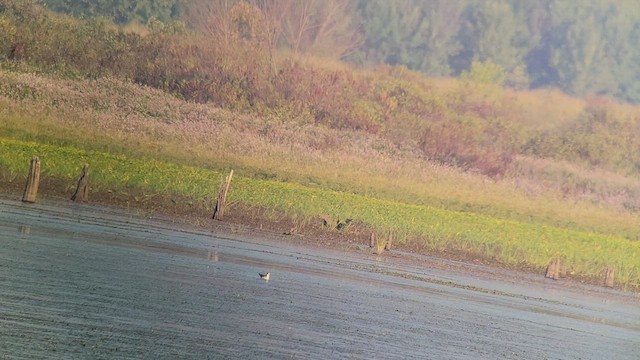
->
0;179;634;293
1;187;638;297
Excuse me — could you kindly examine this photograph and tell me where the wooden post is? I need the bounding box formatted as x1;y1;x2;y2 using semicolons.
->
374;240;385;255
22;156;41;203
545;258;561;280
71;164;89;202
208;251;219;262
369;232;376;248
603;267;615;288
213;169;234;220
19;225;31;235
385;233;393;250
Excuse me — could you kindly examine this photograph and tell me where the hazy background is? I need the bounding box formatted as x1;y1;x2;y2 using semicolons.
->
41;0;640;104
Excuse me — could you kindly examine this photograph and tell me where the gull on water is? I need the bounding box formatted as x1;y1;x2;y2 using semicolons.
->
259;272;271;281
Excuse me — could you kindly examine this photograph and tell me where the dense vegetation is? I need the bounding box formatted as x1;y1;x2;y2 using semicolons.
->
4;0;640;178
0;1;639;288
352;0;640;103
39;0;640;104
40;0;182;24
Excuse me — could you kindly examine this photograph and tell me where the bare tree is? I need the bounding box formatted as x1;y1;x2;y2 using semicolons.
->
306;0;362;59
182;0;240;47
182;0;361;60
251;0;362;59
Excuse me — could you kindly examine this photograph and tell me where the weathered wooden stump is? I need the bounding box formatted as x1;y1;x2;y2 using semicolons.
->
19;225;31;235
374;240;385;255
22;156;41;203
603;267;615;288
71;164;90;202
208;251;219;262
545;258;561;280
385;234;393;250
369;232;376;248
213;169;234;220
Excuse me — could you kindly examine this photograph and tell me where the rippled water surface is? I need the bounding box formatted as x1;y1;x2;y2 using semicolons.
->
1;199;639;359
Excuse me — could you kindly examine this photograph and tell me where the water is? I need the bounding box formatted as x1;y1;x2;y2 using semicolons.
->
1;199;638;359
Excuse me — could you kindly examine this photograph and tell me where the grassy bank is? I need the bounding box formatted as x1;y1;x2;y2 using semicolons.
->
1;70;639;241
2;138;638;289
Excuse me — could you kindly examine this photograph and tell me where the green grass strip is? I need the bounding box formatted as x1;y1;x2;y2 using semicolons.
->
1;137;638;289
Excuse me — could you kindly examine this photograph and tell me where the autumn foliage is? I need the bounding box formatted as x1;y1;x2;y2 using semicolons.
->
3;0;640;180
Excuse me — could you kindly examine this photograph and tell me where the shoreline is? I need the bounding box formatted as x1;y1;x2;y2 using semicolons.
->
3;196;639;358
2;190;638;297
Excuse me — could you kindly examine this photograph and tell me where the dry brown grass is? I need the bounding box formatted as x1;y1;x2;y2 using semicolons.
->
505;88;586;130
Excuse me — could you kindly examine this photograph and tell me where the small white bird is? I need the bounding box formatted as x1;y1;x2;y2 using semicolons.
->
258;272;271;281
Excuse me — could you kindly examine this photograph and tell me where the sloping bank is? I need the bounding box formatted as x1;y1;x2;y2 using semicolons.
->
1;137;638;290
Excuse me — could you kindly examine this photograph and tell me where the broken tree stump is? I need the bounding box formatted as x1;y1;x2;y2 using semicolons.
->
19;225;31;235
212;169;234;220
385;233;393;250
369;232;376;248
22;156;41;203
603;267;615;288
374;239;385;255
71;164;90;202
545;258;561;280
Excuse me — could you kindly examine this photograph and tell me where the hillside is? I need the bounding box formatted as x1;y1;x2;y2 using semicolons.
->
37;0;640;105
1;1;639;289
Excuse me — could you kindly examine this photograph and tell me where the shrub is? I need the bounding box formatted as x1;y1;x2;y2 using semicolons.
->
0;17;16;59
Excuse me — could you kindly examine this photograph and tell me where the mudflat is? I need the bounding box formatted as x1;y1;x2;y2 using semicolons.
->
1;199;638;359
